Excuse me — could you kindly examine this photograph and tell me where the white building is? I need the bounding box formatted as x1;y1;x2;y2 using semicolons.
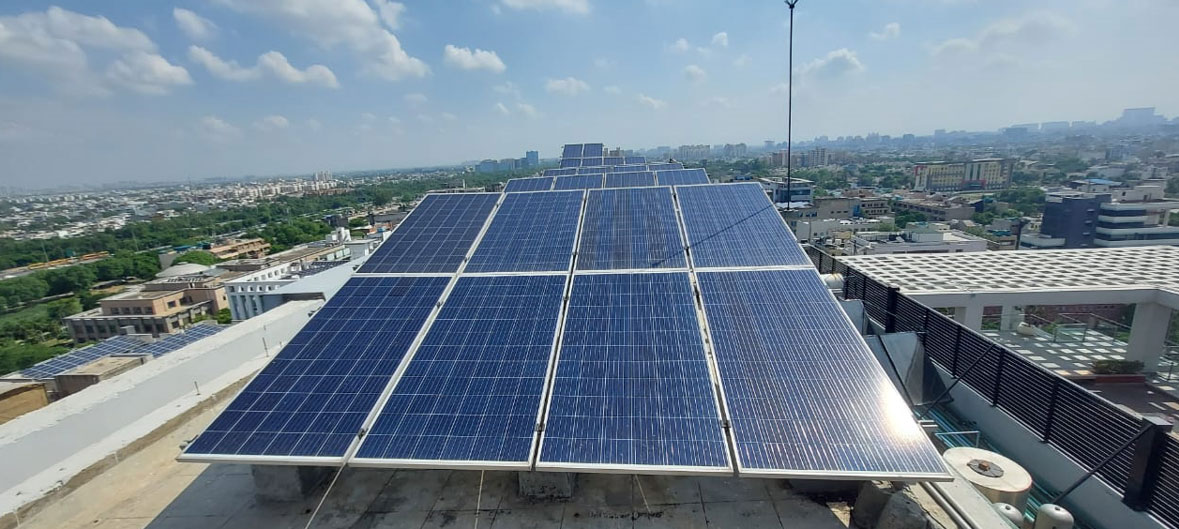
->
841;222;989;255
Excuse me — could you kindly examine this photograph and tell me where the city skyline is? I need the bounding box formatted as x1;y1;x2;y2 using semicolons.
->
1;0;1176;187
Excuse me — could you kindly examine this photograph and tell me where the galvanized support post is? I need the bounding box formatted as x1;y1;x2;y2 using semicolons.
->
991;350;1006;407
885;287;899;334
1042;378;1061;443
1123;416;1174;511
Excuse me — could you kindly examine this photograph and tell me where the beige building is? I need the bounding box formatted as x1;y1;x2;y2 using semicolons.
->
893;199;976;222
65;272;232;342
209;238;271;260
913;158;1013;192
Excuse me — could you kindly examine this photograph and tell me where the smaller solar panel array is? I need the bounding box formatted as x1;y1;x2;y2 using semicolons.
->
135;325;224;358
19;335;144;379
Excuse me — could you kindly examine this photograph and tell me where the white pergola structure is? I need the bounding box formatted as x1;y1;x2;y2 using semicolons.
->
839;246;1179;370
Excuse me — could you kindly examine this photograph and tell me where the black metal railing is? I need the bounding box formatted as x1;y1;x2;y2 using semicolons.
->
806;246;1179;528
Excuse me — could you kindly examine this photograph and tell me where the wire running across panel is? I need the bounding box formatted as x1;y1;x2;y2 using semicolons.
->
466;190;584;273
538;272;730;473
604;171;656;188
181;276;448;462
696;269;949;480
554;174;603;190
677;183;809;268
20;335;143;379
577;187;686;271
358;193;499;274
136;325;224;358
655;169;709;186
505;177;553;193
354;275;566;468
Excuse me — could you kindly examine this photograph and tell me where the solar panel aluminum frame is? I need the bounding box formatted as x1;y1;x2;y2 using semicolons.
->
533;269;734;477
694;269;950;482
461;190;586;277
347;194;580;472
355;192;503;277
672;183;807;272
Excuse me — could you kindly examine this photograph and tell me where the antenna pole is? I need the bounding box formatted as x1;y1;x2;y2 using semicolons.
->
784;0;798;211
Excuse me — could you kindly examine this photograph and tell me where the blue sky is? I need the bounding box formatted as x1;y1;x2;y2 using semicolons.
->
0;0;1176;187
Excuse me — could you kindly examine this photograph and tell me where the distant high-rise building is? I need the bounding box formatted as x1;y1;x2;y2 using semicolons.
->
913;159;1013;192
525;150;539;167
675;144;711;161
764;140;775;151
313;171;333;182
721;143;747;159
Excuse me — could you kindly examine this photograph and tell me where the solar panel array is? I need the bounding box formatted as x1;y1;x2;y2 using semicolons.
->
136;325;224;358
504;176;554;193
19;335;144;379
183;147;947;481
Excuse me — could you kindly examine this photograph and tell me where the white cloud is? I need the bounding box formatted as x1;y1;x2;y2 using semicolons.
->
669;38;691;53
593;58;614;70
441;112;458;121
603;85;621;95
173;8;217;41
797;48;865;80
494;102;511;115
38;6;155;51
387;116;401;124
733;54;751;67
932;11;1076;58
637;93;666;110
545;76;590;96
417;113;434;123
370;0;405;30
254;115;290;131
404;92;428;106
869;22;900;41
701;96;731;108
500;0;590;15
188;46;339;88
515;102;538;118
105;51;193;95
212;0;428;81
306;118;322;130
711;32;728;48
492;81;521;99
199;115;241;142
442;44;506;73
684;64;706;84
769;83;788;95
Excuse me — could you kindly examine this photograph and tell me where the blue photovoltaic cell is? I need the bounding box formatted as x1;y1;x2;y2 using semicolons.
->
19;335;143;379
543;168;577;177
355;275;565;465
562;144;584;158
611;164;648;173
625;156;646;164
677;183;809;268
554;174;603;190
582;143;605;157
655;169;709;186
647;162;684;171
580;157;605;168
577;187;686;270
466;191;584;273
560;158;581;168
183;276;448;460
136;325;224;358
576;166;609;175
604;156;624;165
539;273;729;471
604;171;656;188
358;193;499;274
697;270;948;478
505;177;553;192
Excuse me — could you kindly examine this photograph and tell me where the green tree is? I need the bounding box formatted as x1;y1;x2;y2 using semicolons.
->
43;266;96;296
173;250;218;266
348;217;368;228
895;211;927;228
370;188;394;207
45;297;82;321
216;308;232;325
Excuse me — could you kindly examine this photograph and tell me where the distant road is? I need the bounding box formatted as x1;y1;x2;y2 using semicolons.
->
1;255;110;280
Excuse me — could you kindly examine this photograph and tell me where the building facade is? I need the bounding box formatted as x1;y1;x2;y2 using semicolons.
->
913;158;1013;192
892;199;976;222
208;238;270;260
1023;184;1179;249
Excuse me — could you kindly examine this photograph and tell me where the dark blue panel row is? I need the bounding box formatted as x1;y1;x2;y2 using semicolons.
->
183;276;448;459
560;158;580;168
582;143;605;158
676;183;809;268
505;177;553;192
647;162;685;171
580;157;605;168
539;272;729;470
20;335;143;379
543;168;577;177
576;166;609;175
562;144;584;158
697;270;948;478
356;275;565;464
604;171;656;188
577;187;686;271
466;190;583;273
358;193;499;274
137;325;224;358
625;156;646;164
655;169;709;186
554;174;603;190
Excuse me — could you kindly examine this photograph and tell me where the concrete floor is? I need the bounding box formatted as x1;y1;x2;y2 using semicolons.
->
16;404;857;529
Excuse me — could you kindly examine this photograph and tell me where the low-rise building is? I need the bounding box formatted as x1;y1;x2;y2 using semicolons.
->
892;198;976;222
838;223;989;255
224;243;351;321
793;218;892;242
65;268;233;342
209;238;271;260
1022;183;1179;249
913;158;1013;192
758;177;814;204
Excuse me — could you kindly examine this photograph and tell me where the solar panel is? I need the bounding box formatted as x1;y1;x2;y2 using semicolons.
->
538;272;730;473
576;166;609;175
604;171;656;188
603;156;624;165
562;144;584;158
136;325;224;358
542;168;577;177
19;335;143;379
577;187;686;270
696;269;948;479
353;275;565;468
358;193;499;274
580;157;605;168
560;158;580;168
505;176;553;192
676;183;810;268
648;162;684;171
582;143;605;157
655;169;709;186
181;276;448;461
466;191;584;273
625;156;646;164
553;174;603;190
